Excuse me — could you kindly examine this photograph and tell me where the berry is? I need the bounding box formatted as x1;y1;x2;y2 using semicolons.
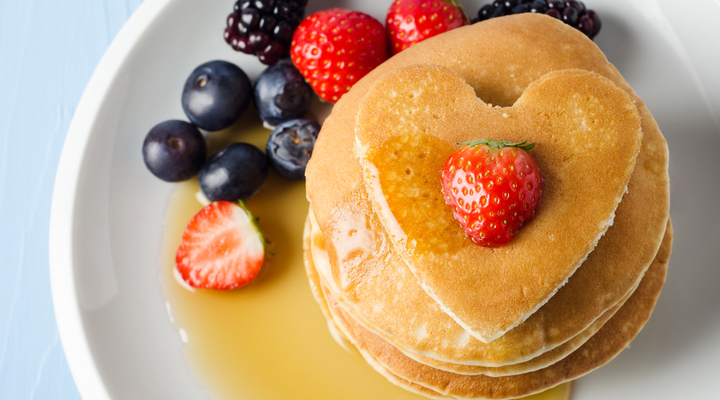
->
473;0;601;40
240;8;260;33
266;119;319;180
545;8;561;19
514;3;530;13
547;0;564;10
386;0;469;55
476;4;493;21
530;0;547;13
181;60;252;131
291;9;388;103
562;6;579;26
176;201;265;290
578;9;601;38
253;63;313;125
225;0;307;65
441;139;542;247
199;143;269;202
142;120;206;182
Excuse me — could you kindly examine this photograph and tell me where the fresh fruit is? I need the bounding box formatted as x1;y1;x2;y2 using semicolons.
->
199;143;269;202
224;0;308;65
386;0;468;54
290;8;388;103
441;139;542;247
142;120;206;182
176;201;265;290
254;63;313;125
181;60;252;131
473;0;601;40
266;119;319;180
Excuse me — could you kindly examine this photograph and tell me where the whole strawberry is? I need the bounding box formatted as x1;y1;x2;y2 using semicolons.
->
290;8;388;103
386;0;468;55
441;139;542;247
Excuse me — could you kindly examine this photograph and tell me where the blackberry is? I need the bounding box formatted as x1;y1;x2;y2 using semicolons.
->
473;0;601;40
224;0;308;65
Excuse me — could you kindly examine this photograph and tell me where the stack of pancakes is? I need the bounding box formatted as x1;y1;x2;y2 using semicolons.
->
302;14;671;399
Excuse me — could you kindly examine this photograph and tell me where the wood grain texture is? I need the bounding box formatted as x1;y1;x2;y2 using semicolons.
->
0;0;142;398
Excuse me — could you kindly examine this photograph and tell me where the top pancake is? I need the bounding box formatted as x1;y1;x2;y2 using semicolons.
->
354;66;641;342
306;14;669;343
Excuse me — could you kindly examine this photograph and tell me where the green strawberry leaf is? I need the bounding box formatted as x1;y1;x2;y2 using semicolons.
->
458;139;536;151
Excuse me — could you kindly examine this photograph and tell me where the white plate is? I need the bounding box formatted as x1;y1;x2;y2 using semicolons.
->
49;0;720;399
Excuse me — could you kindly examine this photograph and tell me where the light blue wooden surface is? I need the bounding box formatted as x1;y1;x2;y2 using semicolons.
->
0;1;143;398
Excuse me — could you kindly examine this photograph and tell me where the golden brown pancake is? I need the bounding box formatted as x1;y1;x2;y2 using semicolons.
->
305;216;575;398
309;204;647;375
354;66;641;342
321;223;671;398
306;116;667;367
303;216;452;399
303;13;671;399
314;225;635;377
306;13;669;348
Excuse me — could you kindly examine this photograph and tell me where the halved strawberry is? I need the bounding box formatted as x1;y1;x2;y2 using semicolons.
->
176;200;265;290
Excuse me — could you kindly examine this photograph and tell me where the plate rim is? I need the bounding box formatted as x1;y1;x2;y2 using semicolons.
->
48;0;174;398
47;0;720;399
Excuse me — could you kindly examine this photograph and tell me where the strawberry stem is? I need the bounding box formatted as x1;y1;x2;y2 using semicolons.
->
458;139;536;151
237;199;275;256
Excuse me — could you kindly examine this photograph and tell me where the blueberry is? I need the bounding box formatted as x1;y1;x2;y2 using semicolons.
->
253;63;313;126
513;3;530;13
266;119;319;180
181;60;252;131
531;0;547;13
490;4;506;18
142;120;206;182
199;143;269;201
477;4;493;21
503;0;518;12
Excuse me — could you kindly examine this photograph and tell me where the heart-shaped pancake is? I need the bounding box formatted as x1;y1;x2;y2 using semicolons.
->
354;65;642;342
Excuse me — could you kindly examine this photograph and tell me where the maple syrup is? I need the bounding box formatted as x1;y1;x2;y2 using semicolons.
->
364;131;466;257
159;115;572;400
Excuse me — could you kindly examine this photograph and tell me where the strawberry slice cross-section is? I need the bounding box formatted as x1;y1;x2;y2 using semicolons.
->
176;200;265;290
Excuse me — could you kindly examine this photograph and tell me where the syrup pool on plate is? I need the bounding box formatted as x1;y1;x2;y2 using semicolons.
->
159;111;572;400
